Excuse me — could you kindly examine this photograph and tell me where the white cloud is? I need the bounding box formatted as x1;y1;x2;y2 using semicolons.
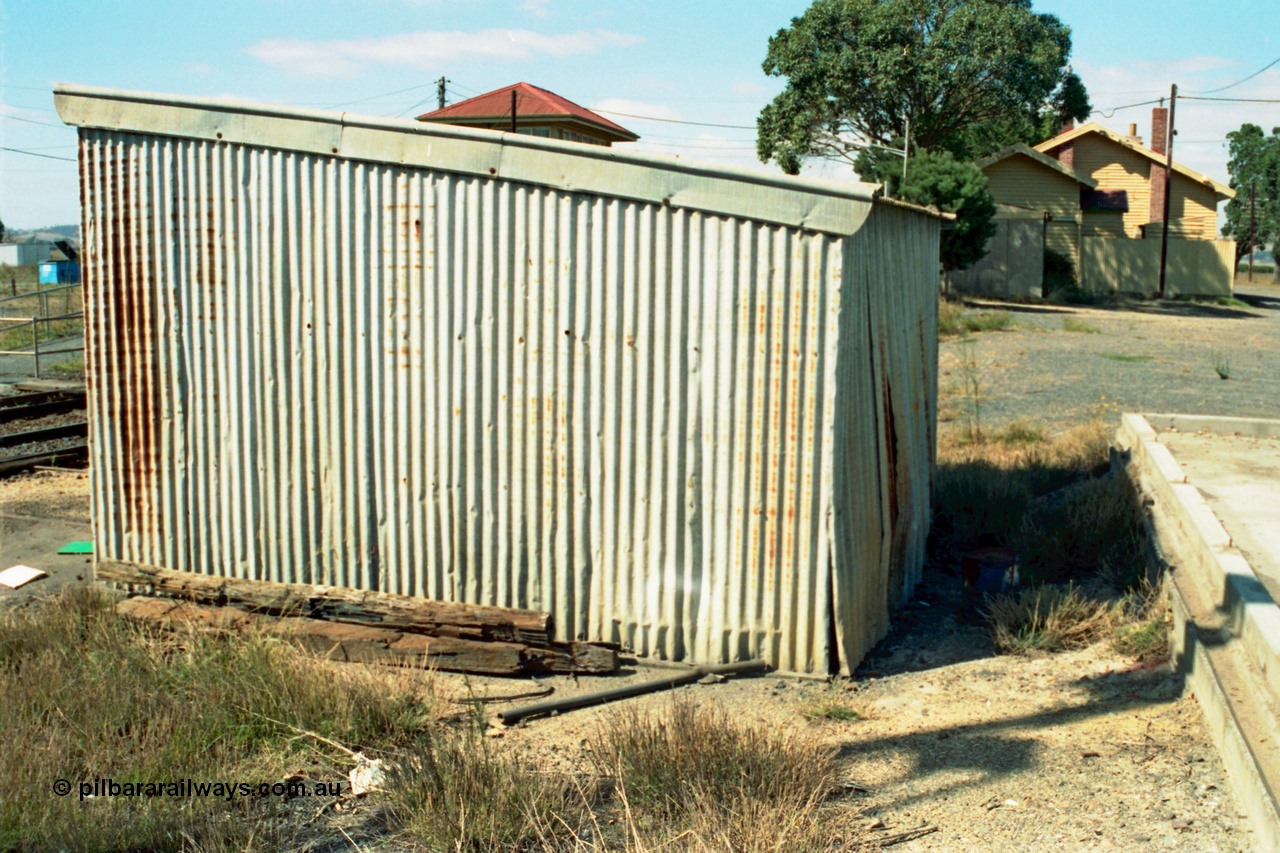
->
244;28;642;77
185;63;215;75
520;0;552;18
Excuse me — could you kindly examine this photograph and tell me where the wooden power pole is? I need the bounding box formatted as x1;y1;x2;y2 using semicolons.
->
1157;84;1177;299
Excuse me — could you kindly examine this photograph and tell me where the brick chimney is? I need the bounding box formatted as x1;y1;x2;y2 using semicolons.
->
1151;107;1169;155
1056;120;1075;169
1149;106;1169;224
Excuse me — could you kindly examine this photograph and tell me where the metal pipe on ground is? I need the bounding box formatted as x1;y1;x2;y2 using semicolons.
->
498;660;769;726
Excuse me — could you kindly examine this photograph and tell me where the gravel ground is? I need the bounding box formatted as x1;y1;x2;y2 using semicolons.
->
0;433;87;462
0;410;87;438
941;283;1280;432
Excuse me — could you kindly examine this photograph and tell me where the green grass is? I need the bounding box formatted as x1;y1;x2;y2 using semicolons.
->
0;588;437;851
934;419;1113;553
986;579;1170;659
938;299;1014;338
1061;316;1100;334
0;319;83;352
0;264;41;288
5;590;866;852
1173;294;1251;308
47;357;85;378
1100;352;1153;363
800;694;865;723
1212;351;1232;380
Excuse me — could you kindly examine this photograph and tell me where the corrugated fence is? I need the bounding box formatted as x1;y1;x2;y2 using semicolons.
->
57;85;940;674
1081;236;1236;296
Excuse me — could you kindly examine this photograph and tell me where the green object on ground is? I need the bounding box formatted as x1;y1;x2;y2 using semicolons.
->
57;541;93;555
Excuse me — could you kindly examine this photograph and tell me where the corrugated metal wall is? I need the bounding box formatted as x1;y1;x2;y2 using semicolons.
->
69;93;939;674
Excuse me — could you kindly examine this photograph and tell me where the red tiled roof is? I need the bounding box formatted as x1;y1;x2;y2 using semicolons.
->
416;82;638;141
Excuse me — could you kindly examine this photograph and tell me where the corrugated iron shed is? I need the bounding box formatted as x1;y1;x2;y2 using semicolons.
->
55;84;941;675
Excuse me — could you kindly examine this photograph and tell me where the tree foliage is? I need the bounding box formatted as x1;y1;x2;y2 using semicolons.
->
757;0;1090;174
1222;123;1280;269
895;149;996;271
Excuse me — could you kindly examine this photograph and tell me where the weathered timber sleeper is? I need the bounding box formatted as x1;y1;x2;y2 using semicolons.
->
116;596;616;676
97;561;553;646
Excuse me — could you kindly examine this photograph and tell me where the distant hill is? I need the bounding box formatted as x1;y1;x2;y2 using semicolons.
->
5;224;79;243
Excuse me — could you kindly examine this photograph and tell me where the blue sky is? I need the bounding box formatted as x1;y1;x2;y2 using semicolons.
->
2;0;1278;229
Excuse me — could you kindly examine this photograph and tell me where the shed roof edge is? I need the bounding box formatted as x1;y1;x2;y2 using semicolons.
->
53;84;947;234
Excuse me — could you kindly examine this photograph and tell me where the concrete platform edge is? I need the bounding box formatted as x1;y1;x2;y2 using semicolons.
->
1169;579;1280;852
1119;413;1280;849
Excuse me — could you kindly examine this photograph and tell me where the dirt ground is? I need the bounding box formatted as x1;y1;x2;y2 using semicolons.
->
942;282;1280;432
433;570;1252;853
3;285;1277;850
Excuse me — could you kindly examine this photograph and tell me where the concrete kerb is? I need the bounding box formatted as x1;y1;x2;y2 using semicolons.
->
1118;413;1280;694
1118;412;1280;848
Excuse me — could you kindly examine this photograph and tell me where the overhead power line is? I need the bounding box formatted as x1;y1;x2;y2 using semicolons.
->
587;109;754;130
0;111;68;129
1193;55;1280;95
0;145;76;162
1181;95;1280;104
1092;98;1163;119
326;82;439;110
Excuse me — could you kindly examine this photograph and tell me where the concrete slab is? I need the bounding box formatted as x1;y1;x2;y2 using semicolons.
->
0;514;93;606
1160;430;1280;605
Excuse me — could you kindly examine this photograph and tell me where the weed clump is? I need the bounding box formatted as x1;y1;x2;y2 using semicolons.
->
801;694;866;723
1061;316;1100;334
592;697;841;849
984;584;1113;654
938;298;1014;339
388;720;591;851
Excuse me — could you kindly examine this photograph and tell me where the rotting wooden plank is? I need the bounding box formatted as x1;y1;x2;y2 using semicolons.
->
97;561;553;645
115;596;617;676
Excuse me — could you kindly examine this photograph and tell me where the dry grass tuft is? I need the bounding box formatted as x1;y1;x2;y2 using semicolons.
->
592;697;846;850
933;420;1113;556
387;719;594;851
984;584;1115;654
1110;580;1172;659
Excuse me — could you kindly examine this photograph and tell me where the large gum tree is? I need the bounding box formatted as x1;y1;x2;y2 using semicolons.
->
757;0;1090;173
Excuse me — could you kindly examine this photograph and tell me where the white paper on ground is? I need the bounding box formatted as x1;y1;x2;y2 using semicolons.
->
0;565;48;589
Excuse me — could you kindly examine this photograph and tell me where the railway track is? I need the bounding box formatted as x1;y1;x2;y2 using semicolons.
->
0;390;88;476
0;390;86;422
